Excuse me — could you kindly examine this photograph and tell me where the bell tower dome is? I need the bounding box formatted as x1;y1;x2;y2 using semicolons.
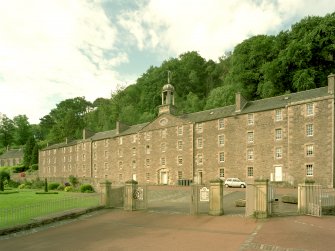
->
158;72;176;115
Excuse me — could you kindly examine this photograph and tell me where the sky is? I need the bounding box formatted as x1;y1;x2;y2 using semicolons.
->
0;0;334;124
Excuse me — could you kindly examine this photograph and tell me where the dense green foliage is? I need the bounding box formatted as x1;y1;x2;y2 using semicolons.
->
0;13;334;148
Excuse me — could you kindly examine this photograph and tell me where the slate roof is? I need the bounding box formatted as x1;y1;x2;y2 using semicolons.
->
42;86;331;150
0;149;24;159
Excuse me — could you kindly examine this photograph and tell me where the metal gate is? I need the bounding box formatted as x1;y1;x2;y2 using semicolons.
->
270;185;298;217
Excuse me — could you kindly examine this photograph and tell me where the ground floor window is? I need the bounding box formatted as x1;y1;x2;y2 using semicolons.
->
178;171;183;180
146;172;150;181
247;166;254;177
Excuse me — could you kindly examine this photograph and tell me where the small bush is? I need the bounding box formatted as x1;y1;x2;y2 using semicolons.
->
31;178;44;189
80;184;94;193
57;184;65;191
7;179;21;188
64;186;73;192
64;182;71;187
48;182;60;190
12;165;28;173
31;164;39;170
18;183;26;189
69;175;79;187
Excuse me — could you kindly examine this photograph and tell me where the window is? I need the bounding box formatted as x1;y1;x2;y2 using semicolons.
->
178;156;183;165
82;164;86;171
161;129;167;138
63;156;66;163
218;135;225;146
119;173;123;182
69;146;73;152
132;160;136;169
82;154;86;161
219;152;225;162
132;147;136;156
63;148;66;153
306;145;314;156
247;132;254;143
275;109;282;121
104;162;108;170
104;150;108;158
196;123;203;133
247;114;254;125
306;124;313;136
146;173;150;181
93;152;97;160
306;164;313;176
306;103;314;116
177;126;183;136
275;147;282;159
161;157;166;166
145;132;151;141
197;153;203;165
247;149;254;160
247;167;254;177
178;171;183;180
275;128;282;140
132;134;137;143
146;145;150;154
177;140;183;150
118;149;123;157
93;142;97;148
104;139;109;147
118;161;123;169
145;158;150;167
197;138;203;148
218;119;224;129
219;168;225;178
119;137;123;145
161;142;166;152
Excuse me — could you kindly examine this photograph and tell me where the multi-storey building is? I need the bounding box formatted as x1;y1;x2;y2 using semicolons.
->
39;74;335;188
0;149;24;167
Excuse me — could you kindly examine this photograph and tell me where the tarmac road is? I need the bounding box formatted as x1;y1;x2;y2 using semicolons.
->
1;209;335;251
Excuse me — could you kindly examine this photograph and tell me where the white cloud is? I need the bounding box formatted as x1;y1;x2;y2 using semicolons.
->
117;0;335;59
0;0;130;123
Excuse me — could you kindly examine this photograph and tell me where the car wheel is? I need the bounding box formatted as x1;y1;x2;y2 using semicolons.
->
240;184;245;188
225;184;229;188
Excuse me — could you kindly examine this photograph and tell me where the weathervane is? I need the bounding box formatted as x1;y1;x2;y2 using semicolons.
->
167;71;172;84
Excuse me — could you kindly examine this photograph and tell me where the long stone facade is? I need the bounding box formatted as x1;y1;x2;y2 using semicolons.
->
39;74;335;188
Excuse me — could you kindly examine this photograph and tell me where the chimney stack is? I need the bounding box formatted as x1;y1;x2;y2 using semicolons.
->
235;92;247;112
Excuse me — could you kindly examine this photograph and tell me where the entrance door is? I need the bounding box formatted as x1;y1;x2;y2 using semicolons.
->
161;172;168;185
274;166;282;181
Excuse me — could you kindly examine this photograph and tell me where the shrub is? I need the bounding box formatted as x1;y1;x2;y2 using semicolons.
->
80;184;94;193
18;184;26;189
31;164;38;170
31;178;44;189
12;165;27;173
7;179;21;188
57;184;65;191
64;186;73;192
48;182;60;190
0;170;10;191
69;175;79;187
64;182;71;187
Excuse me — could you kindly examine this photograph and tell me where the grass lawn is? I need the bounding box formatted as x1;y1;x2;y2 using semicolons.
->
0;189;101;229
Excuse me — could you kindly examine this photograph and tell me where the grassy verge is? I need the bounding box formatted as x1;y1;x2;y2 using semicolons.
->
0;189;101;229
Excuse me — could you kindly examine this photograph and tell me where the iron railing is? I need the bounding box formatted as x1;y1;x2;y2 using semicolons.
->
0;193;101;229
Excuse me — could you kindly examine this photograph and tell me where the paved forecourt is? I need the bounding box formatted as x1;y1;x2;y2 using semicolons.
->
1;209;335;251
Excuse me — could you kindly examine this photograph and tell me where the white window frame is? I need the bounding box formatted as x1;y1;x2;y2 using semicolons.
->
306;164;313;176
247;114;254;125
247;149;254;160
306;103;314;116
275;147;282;159
218;119;224;129
197;153;203;165
161;142;166;152
247;166;254;177
219;168;224;178
197;138;203;149
275;128;282;140
275;109;282;121
161;157;166;166
177;156;183;165
177;140;183;150
306;144;314;156
306;124;313;137
119;137;123;145
218;135;225;146
247;131;254;143
219;152;225;163
177;126;183;136
196;123;203;133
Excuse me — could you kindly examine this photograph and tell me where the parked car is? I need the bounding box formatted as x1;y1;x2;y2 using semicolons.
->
224;178;246;188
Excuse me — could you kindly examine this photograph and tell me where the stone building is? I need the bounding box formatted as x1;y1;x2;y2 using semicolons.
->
39;74;335;188
0;149;24;167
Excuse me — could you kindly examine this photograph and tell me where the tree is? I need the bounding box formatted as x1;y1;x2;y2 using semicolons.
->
0;170;10;191
23;136;36;168
0;115;15;148
13;115;32;146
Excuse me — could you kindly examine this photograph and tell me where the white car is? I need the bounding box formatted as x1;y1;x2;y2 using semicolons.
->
224;178;246;188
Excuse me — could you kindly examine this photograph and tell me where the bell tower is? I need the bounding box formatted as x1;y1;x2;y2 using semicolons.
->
159;71;176;115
